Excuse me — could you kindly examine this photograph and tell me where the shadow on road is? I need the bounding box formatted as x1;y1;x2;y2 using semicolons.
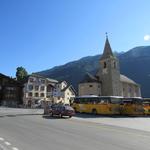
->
0;112;149;119
74;113;150;119
42;115;71;119
42;113;150;120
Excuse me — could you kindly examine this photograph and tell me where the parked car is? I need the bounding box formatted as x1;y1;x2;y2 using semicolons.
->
49;104;75;118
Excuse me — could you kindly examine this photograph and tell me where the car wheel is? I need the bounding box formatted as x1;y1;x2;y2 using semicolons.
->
92;109;97;115
74;107;77;112
59;114;63;118
49;112;52;116
69;116;72;118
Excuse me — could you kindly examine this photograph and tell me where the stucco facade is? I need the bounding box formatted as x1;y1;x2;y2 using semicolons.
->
120;76;141;97
79;82;101;96
23;74;58;107
53;81;75;104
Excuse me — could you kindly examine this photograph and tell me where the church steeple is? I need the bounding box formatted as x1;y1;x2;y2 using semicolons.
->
100;33;114;60
98;34;121;96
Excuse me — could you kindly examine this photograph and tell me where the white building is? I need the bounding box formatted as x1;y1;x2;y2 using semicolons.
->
23;74;76;107
23;74;58;107
53;81;76;104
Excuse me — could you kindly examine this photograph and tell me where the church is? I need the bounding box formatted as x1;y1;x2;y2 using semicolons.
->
78;36;141;97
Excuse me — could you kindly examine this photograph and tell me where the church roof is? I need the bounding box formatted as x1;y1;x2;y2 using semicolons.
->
120;74;138;85
100;36;115;60
80;72;98;83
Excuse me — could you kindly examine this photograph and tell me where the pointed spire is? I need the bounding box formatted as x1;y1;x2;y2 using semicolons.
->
105;32;108;38
100;33;114;60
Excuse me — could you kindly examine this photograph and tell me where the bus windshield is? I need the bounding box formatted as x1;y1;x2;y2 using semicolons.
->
122;98;142;104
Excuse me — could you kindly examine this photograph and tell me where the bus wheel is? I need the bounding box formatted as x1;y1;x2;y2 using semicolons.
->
74;107;77;112
92;109;97;115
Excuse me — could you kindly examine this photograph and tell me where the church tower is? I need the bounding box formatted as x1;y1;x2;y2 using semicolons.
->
98;35;121;96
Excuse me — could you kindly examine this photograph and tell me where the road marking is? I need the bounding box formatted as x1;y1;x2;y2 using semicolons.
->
0;137;4;141
0;143;7;150
4;141;11;146
0;136;19;150
12;147;19;150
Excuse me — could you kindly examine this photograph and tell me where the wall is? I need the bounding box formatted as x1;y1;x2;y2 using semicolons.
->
121;82;141;97
78;82;101;96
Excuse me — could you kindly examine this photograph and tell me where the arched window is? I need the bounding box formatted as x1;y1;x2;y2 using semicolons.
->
114;62;116;68
104;62;107;68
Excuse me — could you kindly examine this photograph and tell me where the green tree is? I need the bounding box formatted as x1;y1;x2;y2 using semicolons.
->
16;67;28;83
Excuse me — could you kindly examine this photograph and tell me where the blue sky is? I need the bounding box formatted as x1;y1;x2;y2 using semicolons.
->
0;0;150;77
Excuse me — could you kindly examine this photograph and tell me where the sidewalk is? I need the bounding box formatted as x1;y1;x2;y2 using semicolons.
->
73;114;150;132
0;107;43;117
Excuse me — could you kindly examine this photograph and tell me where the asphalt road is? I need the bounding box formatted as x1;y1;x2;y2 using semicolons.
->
0;108;150;150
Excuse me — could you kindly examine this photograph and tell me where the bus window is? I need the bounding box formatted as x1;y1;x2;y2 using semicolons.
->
74;98;79;104
111;98;122;104
100;99;109;104
81;98;84;104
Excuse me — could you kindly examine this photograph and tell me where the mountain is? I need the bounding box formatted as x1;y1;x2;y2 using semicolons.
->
37;46;150;97
119;46;150;97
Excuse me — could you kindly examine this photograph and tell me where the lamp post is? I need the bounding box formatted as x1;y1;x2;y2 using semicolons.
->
43;98;49;115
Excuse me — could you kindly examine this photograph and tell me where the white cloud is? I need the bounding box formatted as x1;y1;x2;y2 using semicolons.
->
144;35;150;41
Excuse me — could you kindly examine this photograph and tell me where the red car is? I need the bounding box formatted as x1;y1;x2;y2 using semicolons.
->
49;104;75;118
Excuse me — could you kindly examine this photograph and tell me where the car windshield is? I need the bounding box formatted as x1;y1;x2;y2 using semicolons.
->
65;106;74;110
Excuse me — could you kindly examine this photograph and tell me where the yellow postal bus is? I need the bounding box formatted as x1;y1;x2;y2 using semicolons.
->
142;98;150;115
120;97;144;116
72;96;122;115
